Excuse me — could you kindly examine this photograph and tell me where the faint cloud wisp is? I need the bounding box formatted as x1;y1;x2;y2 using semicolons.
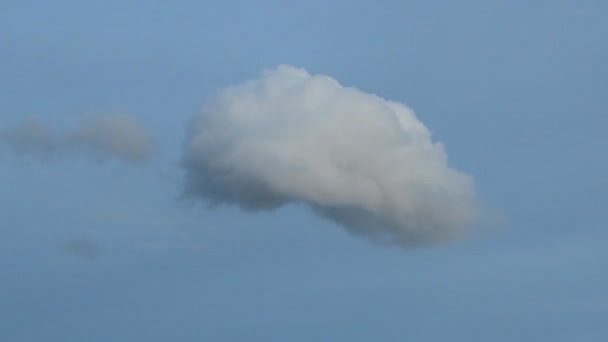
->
64;237;102;260
0;114;156;164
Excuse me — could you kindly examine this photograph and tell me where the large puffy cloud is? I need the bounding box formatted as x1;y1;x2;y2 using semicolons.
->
182;65;481;246
1;114;155;163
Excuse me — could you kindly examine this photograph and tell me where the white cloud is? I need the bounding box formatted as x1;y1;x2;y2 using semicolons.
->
182;65;481;246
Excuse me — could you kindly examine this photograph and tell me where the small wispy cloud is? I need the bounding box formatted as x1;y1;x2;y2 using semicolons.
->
0;114;155;164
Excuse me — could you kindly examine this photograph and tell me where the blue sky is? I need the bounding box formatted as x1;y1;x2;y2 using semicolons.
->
1;1;607;341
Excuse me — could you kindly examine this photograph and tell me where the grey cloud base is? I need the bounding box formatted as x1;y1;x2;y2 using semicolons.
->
182;65;481;246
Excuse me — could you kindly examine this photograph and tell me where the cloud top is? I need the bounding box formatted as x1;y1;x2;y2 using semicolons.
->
182;65;481;246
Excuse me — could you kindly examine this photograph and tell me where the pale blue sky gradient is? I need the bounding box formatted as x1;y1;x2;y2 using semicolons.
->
1;1;607;341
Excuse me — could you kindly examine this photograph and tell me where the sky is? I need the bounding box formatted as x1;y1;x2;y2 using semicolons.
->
1;1;607;341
